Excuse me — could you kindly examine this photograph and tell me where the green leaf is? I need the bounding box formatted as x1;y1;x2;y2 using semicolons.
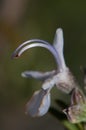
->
63;120;80;130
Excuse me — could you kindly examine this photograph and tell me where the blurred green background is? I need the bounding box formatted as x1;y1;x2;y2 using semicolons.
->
0;0;86;130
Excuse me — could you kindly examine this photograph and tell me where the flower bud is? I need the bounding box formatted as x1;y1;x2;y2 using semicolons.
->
63;104;86;123
71;88;85;105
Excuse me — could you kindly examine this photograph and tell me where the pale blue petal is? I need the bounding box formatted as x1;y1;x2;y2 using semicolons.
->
21;70;56;81
53;28;66;71
42;76;56;91
25;89;50;117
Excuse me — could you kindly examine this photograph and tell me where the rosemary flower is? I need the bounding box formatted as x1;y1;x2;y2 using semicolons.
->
12;28;77;117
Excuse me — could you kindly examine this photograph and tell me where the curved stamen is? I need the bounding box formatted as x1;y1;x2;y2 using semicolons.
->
12;39;63;70
13;39;50;53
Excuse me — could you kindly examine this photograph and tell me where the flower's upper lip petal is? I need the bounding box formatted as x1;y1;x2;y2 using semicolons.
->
53;28;66;70
53;28;64;52
21;70;56;81
12;39;63;70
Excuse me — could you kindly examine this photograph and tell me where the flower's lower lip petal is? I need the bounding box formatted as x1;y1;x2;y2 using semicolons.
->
25;89;50;117
21;70;56;81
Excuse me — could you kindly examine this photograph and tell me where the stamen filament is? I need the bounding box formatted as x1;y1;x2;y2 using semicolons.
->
12;39;63;71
